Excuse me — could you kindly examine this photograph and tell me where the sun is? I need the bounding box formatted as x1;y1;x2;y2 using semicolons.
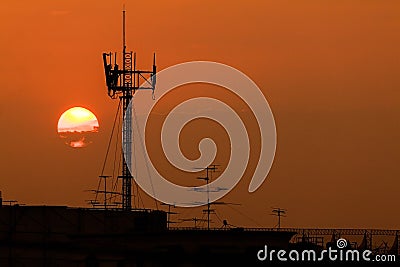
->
57;107;99;148
58;107;99;133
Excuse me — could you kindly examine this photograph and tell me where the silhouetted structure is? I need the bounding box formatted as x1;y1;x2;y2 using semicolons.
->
271;207;286;229
102;7;156;211
1;8;398;267
0;204;296;266
196;165;218;230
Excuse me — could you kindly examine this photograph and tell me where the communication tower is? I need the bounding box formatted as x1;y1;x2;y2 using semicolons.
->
101;8;156;210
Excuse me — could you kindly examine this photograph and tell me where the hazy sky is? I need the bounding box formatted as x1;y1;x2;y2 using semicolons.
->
0;0;399;229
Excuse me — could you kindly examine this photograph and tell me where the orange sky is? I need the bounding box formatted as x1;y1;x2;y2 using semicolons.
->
0;0;399;229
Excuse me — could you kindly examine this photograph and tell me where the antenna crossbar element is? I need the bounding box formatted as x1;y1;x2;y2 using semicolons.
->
102;8;156;211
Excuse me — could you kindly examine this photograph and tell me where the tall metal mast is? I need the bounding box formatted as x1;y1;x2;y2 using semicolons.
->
197;165;218;230
102;8;156;210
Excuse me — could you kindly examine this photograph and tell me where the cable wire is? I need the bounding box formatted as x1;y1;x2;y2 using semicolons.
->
94;100;122;204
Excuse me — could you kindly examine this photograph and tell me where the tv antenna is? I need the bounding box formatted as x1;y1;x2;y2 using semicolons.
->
271;207;287;229
161;203;178;229
0;191;18;207
195;164;219;230
87;175;122;209
102;7;156;211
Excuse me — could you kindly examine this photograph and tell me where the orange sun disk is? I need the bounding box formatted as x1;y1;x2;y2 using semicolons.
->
57;107;99;148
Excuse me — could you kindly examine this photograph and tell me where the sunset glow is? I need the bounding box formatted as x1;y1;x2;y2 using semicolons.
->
69;137;87;148
57;107;99;148
1;0;399;230
58;107;99;133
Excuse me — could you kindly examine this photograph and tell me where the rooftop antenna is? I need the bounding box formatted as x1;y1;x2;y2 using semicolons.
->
102;6;156;211
87;101;124;210
0;191;19;206
161;203;178;229
271;207;287;229
87;175;121;210
195;164;219;230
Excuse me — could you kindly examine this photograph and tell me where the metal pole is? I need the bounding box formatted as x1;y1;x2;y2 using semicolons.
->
207;168;210;230
122;7;126;51
278;212;281;229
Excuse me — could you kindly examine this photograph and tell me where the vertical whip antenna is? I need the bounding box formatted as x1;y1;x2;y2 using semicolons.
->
122;5;126;52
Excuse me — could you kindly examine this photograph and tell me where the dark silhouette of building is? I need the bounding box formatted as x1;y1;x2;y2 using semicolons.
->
0;204;295;266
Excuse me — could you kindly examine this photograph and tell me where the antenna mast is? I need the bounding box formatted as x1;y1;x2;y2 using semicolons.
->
197;164;218;230
123;6;126;51
271;207;287;229
102;7;157;211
